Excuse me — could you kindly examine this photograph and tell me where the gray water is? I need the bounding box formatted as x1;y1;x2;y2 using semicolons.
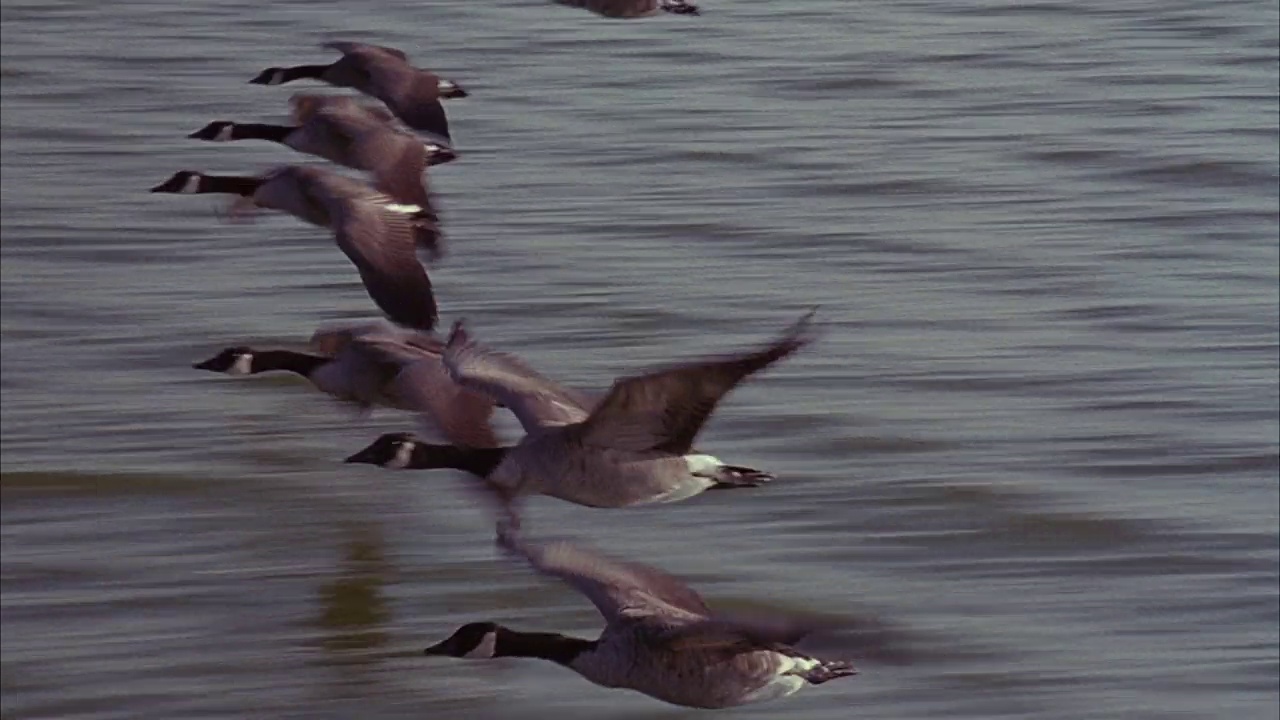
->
2;0;1278;718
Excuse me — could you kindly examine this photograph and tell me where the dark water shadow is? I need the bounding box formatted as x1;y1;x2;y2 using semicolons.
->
306;523;395;692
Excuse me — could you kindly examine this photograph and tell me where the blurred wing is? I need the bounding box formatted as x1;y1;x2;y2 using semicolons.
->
329;198;439;332
324;41;408;62
658;609;915;665
498;533;711;621
384;94;453;138
309;320;400;356
551;0;661;18
344;126;434;212
651;615;822;653
304;94;400;126
288;115;358;162
441;322;593;432
345;328;443;366
390;360;501;448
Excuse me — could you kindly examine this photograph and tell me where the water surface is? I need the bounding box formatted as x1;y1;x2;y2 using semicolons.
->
2;0;1277;718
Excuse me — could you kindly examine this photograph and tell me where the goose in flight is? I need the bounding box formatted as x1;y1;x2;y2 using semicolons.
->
345;310;820;519
249;42;467;134
551;0;700;18
187;94;456;211
193;321;498;448
422;529;856;708
151;165;440;330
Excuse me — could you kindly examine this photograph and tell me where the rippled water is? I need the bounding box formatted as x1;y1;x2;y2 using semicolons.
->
2;0;1277;717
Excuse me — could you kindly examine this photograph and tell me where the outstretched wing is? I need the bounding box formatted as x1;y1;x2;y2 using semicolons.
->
575;310;820;454
331;201;439;332
296;170;438;332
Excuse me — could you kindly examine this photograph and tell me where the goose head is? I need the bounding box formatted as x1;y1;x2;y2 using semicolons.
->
249;68;287;86
345;432;420;469
187;121;236;142
150;170;206;194
193;346;256;375
424;622;502;658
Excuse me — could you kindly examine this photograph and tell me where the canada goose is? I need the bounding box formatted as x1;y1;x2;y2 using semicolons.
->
345;310;819;514
551;0;700;18
193;321;499;447
249;42;467;133
187;95;454;211
150;165;439;330
422;530;856;708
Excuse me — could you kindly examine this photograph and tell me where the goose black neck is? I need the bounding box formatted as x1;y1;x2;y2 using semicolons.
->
249;350;329;377
496;629;597;666
409;444;510;477
279;64;330;83
200;174;264;196
230;123;296;143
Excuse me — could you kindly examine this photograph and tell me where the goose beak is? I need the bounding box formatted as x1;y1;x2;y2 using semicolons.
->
422;641;449;656
192;358;218;371
344;447;379;465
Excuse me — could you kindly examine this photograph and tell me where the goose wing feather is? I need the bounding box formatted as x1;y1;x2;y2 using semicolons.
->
441;321;594;432
574;310;820;454
498;533;711;621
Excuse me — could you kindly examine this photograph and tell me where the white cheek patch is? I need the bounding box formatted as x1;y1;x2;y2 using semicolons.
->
682;454;723;476
268;70;286;86
783;655;820;674
464;631;497;658
228;353;253;376
181;175;202;194
386;442;415;469
214;124;234;142
437;80;458;93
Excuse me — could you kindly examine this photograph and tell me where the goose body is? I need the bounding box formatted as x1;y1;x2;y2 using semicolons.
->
188;94;456;210
151;165;440;330
551;0;700;18
423;531;856;709
193;321;498;448
345;311;819;515
249;42;467;134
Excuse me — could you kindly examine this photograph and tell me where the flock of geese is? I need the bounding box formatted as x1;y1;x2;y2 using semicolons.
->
153;4;873;711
